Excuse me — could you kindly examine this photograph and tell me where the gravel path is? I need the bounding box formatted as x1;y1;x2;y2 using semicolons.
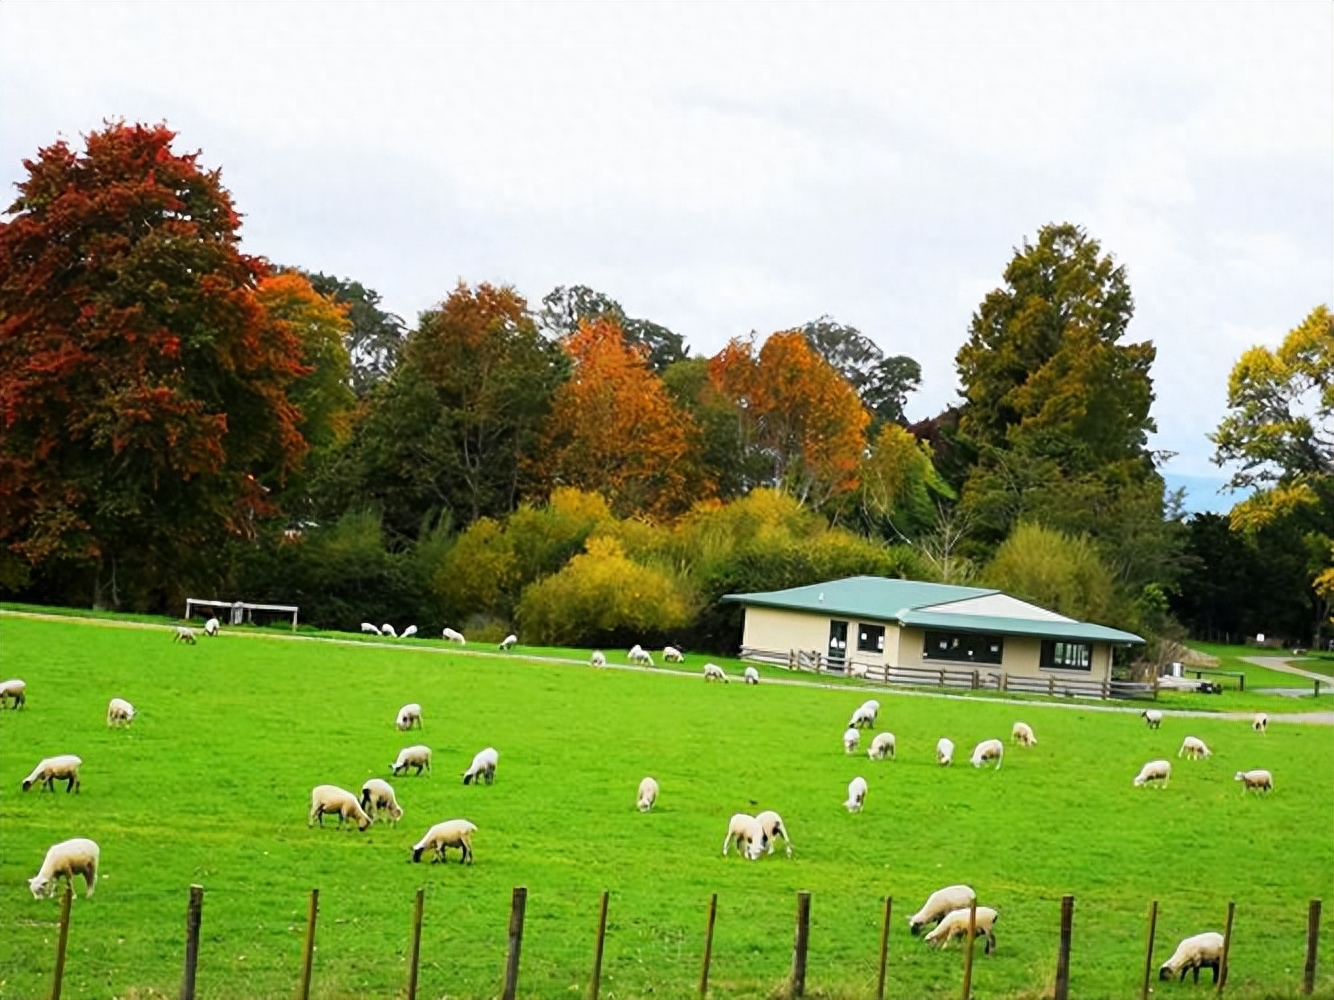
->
1242;655;1333;685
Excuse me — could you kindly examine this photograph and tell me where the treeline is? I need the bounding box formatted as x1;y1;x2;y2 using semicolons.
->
0;122;1329;651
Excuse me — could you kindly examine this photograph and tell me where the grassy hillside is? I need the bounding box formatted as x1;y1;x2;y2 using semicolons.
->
1;612;1331;999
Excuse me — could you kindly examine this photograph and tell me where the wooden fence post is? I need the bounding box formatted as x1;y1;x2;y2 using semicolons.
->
876;896;892;1000
1217;900;1235;995
181;884;204;1000
1303;898;1321;994
502;886;527;1000
589;891;609;1000
1140;900;1158;1000
298;888;319;1000
960;900;977;1000
406;887;425;1000
1054;894;1074;1000
49;885;73;1000
699;893;717;1000
792;892;811;998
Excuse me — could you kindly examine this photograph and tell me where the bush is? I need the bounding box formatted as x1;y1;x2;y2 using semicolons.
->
983;522;1115;623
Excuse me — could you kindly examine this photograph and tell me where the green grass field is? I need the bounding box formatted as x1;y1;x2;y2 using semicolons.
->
1;612;1332;1000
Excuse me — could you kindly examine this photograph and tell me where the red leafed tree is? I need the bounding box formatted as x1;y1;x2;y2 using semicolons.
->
0;122;308;606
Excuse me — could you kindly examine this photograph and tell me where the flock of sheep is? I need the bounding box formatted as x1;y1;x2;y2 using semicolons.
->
1132;709;1275;796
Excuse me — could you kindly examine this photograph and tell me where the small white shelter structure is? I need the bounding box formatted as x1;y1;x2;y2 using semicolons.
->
185;599;299;631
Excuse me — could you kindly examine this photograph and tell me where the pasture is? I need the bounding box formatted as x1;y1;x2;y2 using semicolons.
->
1;612;1332;1000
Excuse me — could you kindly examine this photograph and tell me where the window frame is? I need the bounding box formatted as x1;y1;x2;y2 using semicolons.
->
857;622;886;654
1040;639;1095;672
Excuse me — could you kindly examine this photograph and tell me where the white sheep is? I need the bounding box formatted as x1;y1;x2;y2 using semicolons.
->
462;747;499;785
1235;768;1273;794
843;727;861;754
396;703;423;731
637;776;659;812
360;778;404;824
412;819;477;864
1179;736;1211;760
721;813;765;860
844;775;868;812
743;666;760;684
1134;759;1172;788
936;737;955;766
849;699;880;728
756;810;794;857
360;622;379;634
849;662;869;679
1011;722;1037;746
970;739;1004;770
28;838;100;899
106;697;136;727
0;678;27;709
663;646;685;662
173;626;196;645
1142;709;1163;729
908;884;976;935
703;663;729;683
591;650;607;668
203;617;220;637
628;645;654;666
22;755;82;793
500;634;518;651
925;906;999;954
1159;931;1225;983
1252;713;1268;734
868;732;897;760
309;785;372;830
391;745;433;776
442;627;466;644
401;625;418;639
380;623;398;638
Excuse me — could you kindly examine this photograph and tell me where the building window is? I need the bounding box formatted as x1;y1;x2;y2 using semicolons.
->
827;620;848;662
857;623;885;653
923;631;1004;665
1041;640;1093;671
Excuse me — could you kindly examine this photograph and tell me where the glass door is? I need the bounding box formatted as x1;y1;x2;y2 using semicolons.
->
827;620;848;666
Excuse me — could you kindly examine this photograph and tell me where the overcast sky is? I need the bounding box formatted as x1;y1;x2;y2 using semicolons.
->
3;3;1330;511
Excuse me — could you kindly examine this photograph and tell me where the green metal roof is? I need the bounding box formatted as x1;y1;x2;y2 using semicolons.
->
896;609;1143;645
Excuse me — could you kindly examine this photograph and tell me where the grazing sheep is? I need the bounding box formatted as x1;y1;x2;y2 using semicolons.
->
1253;713;1268;734
380;623;398;638
908;884;976;935
360;622;379;634
396;703;423;731
309;785;372;830
970;739;1004;770
743;666;760;684
462;747;499;786
844;776;868;812
500;634;518;651
849;699;880;728
591;650;607;668
360;778;404;824
849;662;869;679
843;727;861;754
637;776;659;812
756;810;794;857
391;745;433;776
22;755;82;793
173;626;197;645
1142;709;1163;729
1134;759;1172;788
1011;722;1037;746
1159;931;1225;983
1179;736;1211;760
106;697;136;727
1235;769;1273;794
203;617;221;637
442;627;466;644
925;906;1000;954
936;738;955;766
412;819;477;864
721;813;765;860
628;645;654;666
868;732;897;760
663;646;685;662
0;678;27;709
703;663;729;683
28;838;100;899
401;625;418;639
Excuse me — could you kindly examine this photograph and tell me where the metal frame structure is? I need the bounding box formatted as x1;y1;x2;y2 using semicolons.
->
185;598;299;631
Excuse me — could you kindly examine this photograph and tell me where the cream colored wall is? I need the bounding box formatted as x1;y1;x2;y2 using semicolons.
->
894;628;1111;682
741;607;829;655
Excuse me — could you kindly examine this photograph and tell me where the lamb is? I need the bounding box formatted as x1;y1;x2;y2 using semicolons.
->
22;755;82;793
309;785;372;830
703;663;729;683
936;738;955;766
1235;768;1273;794
412;819;477;864
1134;759;1172;788
1011;722;1037;746
1158;931;1225;983
849;699;880;728
462;747;499;786
843;727;861;754
401;625;418;639
663;646;685;662
591;650;607;668
848;662;869;679
1179;736;1211;760
637;776;659;812
628;645;654;666
868;732;896;760
28;838;100;899
743;666;760;684
396;703;423;731
380;623;398;638
970;739;1004;770
908;884;976;935
1142;709;1163;729
391;745;433;776
756;810;794;857
500;634;518;651
203;617;221;637
360;622;379;634
442;627;466;644
360;778;404;824
173;626;196;644
0;678;27;709
721;813;765;860
106;697;136;727
925;906;1000;954
844;776;868;812
1253;713;1268;734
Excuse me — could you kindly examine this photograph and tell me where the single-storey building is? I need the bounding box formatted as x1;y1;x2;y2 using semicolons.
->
724;576;1143;685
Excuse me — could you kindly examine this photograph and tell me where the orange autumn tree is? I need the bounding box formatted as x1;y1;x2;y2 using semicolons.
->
536;317;710;519
709;330;870;508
